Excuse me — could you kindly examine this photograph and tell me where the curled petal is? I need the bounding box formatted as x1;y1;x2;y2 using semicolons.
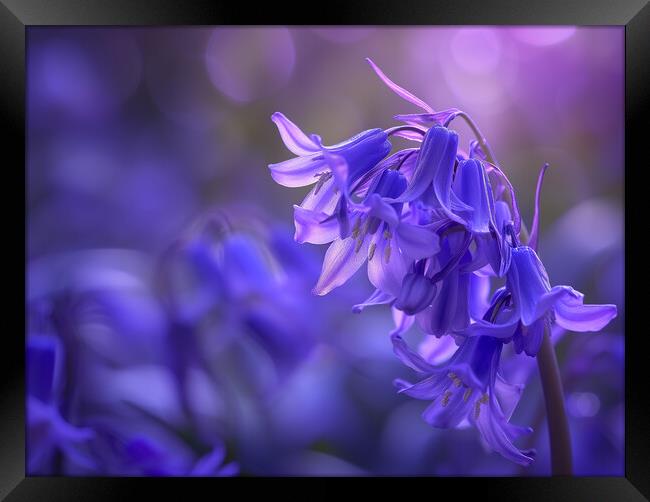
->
366;58;434;113
551;288;618;332
271;112;321;155
390;306;414;336
313;237;369;296
390;334;435;374
293;206;340;245
352;288;394;313
473;394;534;466
394;109;462;127
269;155;327;188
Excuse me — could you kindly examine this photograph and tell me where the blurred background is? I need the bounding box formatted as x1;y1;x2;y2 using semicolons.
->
26;26;623;476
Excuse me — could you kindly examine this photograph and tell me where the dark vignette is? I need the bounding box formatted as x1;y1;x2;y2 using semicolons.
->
1;0;647;500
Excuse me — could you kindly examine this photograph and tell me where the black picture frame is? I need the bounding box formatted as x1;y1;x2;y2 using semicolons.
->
3;0;648;499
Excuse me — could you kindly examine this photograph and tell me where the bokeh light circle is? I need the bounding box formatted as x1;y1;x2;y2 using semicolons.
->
205;28;295;103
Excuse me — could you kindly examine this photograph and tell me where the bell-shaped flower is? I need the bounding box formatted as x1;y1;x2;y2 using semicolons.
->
311;169;439;296
269;112;391;189
460;246;617;356
391;332;534;465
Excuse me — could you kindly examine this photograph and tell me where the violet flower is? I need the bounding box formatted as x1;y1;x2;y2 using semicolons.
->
461;245;618;356
391;332;534;466
269;56;619;469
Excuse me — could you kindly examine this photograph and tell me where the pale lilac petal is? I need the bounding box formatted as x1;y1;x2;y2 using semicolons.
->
269;155;327;188
293;205;339;245
494;374;525;421
553;289;617;332
473;395;534;466
367;236;408;297
271;112;321;156
313;237;369;296
418;334;458;365
390;334;435;374
392;130;424;142
396;375;444;400
300;176;339;214
366;58;434;113
352;288;394;313
390;306;414;336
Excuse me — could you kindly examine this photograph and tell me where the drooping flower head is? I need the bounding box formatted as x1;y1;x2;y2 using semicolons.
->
268;57;618;468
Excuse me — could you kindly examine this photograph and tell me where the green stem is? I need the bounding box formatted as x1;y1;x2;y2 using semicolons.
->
457;111;498;166
537;327;573;475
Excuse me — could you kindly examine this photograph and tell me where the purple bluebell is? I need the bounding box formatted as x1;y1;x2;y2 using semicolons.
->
460;246;617;356
27;335;96;474
391;332;534;466
309;168;439;296
268;56;620;470
269;112;391;189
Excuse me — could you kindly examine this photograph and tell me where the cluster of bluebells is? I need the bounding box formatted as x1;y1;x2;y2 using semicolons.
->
26;207;332;475
268;58;618;465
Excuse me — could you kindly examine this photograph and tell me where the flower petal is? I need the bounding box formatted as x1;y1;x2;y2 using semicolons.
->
418;334;458;365
395;222;440;261
269;155;327;188
271;112;321;156
390;333;435;374
394;109;462;127
390;306;415;336
352;288;394;313
366;58;434;113
393;127;459;212
473;394;534;466
452;159;496;234
293;205;340;245
552;288;618;332
313;237;369;296
300;176;340;214
367;236;408;297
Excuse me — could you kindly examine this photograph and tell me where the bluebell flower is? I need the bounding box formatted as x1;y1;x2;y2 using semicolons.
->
391;332;534;466
460;246;617;356
27;335;96;474
269;112;391;189
306;168;440;296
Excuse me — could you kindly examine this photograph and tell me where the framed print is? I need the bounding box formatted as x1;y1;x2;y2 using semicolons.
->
2;0;648;499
